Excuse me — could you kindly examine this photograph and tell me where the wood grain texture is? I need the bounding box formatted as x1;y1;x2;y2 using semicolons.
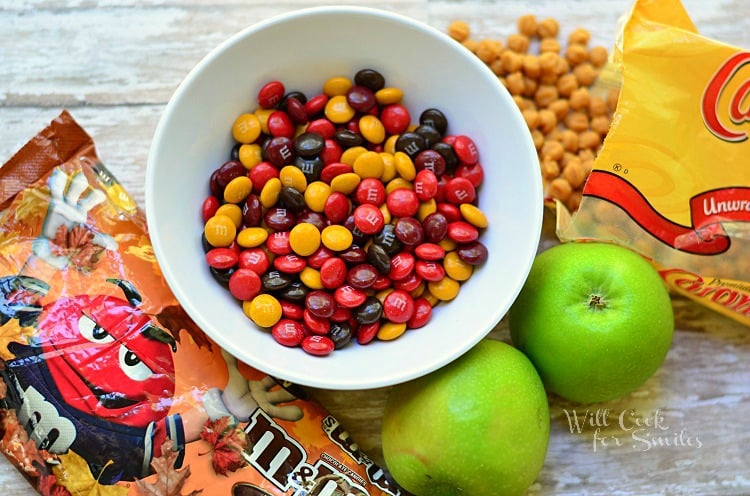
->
1;1;749;495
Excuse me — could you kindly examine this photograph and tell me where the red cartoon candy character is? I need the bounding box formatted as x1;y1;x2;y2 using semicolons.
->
2;277;301;484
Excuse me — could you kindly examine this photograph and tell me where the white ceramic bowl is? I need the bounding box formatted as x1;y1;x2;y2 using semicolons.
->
146;6;542;390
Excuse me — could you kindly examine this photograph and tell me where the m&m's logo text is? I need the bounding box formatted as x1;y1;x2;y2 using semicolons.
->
702;52;750;142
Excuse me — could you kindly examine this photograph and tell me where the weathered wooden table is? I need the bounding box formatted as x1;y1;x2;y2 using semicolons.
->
1;1;748;494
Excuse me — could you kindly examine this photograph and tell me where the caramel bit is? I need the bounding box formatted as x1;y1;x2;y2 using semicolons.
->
517;14;538;37
539;37;562;54
568;28;591;46
537;18;560;38
476;38;504;64
507;33;530;53
448;20;471;42
447;15;617;212
589;45;609;67
565;43;589;66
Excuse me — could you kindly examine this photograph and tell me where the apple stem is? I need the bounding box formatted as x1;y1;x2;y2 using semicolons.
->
589;294;607;310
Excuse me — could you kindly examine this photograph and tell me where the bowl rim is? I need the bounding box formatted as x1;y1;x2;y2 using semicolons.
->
146;5;543;389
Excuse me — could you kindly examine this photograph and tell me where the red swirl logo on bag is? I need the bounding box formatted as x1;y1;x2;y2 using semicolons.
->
702;52;750;142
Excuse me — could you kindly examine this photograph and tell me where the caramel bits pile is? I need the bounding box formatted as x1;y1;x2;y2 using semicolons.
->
448;15;620;212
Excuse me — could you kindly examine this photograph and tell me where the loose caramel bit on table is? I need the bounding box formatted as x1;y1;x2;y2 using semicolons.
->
588;45;609;67
537;18;560;38
448;20;471;42
560;129;579;152
475;38;504;64
590;115;612;136
569;87;591;111
568;27;592;46
539;37;562;54
538;109;557;134
462;38;480;52
565;43;589;66
517;14;538;37
574;62;599;86
507;33;531;53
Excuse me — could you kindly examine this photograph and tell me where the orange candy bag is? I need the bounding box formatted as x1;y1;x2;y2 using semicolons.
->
559;0;750;326
0;111;404;496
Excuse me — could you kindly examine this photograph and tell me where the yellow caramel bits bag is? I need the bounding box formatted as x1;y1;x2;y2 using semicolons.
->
559;0;750;326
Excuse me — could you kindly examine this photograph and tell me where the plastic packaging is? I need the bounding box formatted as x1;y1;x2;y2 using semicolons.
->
559;0;750;327
0;110;404;496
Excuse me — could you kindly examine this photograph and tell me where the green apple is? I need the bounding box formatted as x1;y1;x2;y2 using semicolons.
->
381;339;549;496
508;241;674;403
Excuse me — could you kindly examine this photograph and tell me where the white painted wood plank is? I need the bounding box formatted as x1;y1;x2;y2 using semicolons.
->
0;1;428;106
